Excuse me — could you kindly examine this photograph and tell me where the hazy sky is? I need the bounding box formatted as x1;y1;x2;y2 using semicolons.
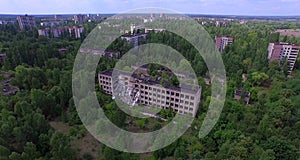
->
1;0;300;16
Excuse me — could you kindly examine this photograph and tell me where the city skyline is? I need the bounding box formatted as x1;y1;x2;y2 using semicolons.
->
1;0;300;16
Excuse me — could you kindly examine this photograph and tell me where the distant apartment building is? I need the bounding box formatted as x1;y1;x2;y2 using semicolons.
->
105;50;121;58
215;36;234;53
240;20;248;25
79;48;121;58
200;20;230;27
130;24;165;34
69;26;84;38
17;15;37;30
130;24;145;34
215;21;229;27
0;20;15;25
119;24;149;47
40;21;64;27
38;26;84;39
0;21;7;25
145;28;166;33
121;34;147;47
38;28;50;37
268;42;300;74
79;48;105;56
98;69;201;117
74;14;86;24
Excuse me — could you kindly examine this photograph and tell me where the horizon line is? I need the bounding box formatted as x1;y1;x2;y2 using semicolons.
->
1;12;300;17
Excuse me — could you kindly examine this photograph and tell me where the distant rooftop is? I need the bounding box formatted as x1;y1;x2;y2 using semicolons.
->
216;35;234;39
121;33;147;38
271;42;300;47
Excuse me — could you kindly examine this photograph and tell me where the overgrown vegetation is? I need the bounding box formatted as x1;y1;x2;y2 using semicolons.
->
0;19;299;160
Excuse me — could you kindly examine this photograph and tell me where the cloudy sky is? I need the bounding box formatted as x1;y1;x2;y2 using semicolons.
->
1;0;300;16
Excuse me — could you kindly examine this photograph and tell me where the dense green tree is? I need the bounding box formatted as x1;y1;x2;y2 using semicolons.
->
174;146;188;160
263;136;298;160
9;152;22;160
50;132;75;160
21;142;40;160
0;145;10;159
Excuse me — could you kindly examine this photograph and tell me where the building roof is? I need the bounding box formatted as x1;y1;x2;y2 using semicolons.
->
121;33;147;38
99;69;201;94
235;90;243;96
271;42;300;47
100;69;114;76
105;50;120;55
216;35;234;39
245;92;251;98
80;48;105;55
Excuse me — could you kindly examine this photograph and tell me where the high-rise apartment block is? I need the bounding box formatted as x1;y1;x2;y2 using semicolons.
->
98;69;201;117
121;34;147;47
268;42;300;74
74;14;86;24
17;15;37;30
38;26;84;39
215;36;234;53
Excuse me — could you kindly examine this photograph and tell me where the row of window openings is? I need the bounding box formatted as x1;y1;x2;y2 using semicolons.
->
141;106;193;115
116;82;195;100
99;76;111;81
140;100;194;111
140;90;194;100
99;81;111;85
282;54;294;57
141;96;194;105
101;85;111;90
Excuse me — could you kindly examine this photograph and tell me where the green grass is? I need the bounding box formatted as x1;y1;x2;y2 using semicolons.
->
49;121;71;134
50;121;102;159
